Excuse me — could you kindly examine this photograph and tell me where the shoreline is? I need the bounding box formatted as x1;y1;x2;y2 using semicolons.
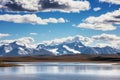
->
0;63;20;67
0;54;120;67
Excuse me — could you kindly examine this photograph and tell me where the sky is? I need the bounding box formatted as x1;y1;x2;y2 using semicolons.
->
0;0;120;48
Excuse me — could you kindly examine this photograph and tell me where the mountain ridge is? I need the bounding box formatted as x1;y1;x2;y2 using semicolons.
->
37;38;120;55
0;36;120;56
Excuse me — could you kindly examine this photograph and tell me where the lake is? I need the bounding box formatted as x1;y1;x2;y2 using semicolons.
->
0;62;120;80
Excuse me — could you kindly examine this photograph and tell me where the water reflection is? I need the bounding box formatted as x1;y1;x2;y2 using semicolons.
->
0;62;120;76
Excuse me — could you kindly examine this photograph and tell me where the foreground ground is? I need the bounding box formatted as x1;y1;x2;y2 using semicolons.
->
0;54;120;67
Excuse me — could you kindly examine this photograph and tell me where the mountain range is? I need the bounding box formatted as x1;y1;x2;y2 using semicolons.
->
0;36;120;57
0;41;54;57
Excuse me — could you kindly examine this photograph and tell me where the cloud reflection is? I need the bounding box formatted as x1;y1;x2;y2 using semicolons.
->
0;62;120;76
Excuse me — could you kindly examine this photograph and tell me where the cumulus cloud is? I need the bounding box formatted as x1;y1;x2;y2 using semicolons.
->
41;35;93;46
92;33;120;48
95;43;111;48
0;33;10;38
17;37;35;43
0;37;36;48
100;0;120;5
30;33;38;36
0;0;90;13
92;33;120;41
77;9;120;31
0;37;34;44
0;14;67;25
93;7;101;11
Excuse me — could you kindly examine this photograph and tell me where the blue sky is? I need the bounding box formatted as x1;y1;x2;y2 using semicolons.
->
0;0;120;47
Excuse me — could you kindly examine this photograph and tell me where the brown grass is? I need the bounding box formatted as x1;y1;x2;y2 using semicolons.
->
1;54;120;67
0;63;20;67
0;54;120;64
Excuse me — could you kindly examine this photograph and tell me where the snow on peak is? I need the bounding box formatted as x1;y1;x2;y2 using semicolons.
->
18;47;28;55
63;45;80;54
4;45;13;53
48;48;58;55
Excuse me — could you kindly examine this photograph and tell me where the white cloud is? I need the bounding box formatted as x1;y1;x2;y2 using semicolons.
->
92;33;120;41
0;14;67;25
0;37;34;44
0;0;90;13
95;43;111;48
41;35;92;46
100;0;120;5
0;37;36;48
92;33;120;48
93;7;101;11
78;23;116;31
0;33;10;38
30;33;38;36
43;17;66;23
77;9;120;31
17;37;35;44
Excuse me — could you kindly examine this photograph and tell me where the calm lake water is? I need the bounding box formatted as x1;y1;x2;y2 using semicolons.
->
0;62;120;80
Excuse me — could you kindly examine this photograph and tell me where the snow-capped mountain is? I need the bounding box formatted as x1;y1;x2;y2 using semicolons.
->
0;36;120;56
0;40;54;57
37;39;84;55
94;46;120;54
37;36;120;55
